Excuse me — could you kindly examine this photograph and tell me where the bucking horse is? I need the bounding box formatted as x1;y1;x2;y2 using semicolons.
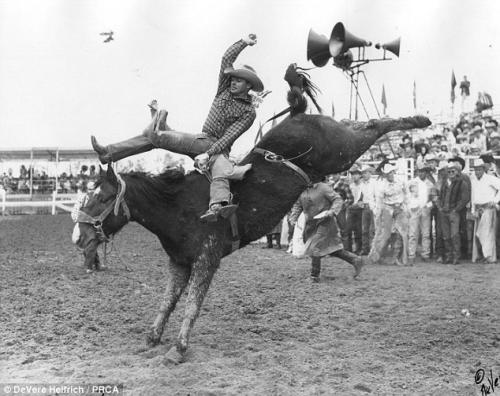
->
72;88;431;364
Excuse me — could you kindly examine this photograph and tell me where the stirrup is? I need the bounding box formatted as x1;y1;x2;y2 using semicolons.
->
218;204;238;219
199;204;238;223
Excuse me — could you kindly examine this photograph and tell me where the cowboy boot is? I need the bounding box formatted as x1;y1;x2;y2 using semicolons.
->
91;135;112;164
154;109;170;132
310;257;321;283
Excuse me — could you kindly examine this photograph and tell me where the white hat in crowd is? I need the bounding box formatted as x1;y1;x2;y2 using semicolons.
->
381;163;397;174
473;158;487;168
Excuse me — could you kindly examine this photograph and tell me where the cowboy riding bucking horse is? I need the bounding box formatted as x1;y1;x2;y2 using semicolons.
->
92;33;262;222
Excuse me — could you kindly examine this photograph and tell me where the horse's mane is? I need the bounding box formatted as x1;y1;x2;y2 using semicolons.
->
119;168;188;202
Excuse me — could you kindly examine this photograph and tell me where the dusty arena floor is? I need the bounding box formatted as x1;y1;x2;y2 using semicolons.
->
1;215;500;395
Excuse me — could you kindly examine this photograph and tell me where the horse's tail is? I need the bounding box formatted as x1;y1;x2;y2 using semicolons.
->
287;87;308;116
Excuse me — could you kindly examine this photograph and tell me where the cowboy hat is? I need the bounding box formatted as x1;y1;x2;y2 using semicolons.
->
361;164;375;173
438;160;449;170
224;65;264;92
349;164;362;173
425;154;439;162
414;142;430;153
416;162;431;171
381;163;397;174
448;156;465;170
479;153;495;164
472;158;487;168
447;162;461;170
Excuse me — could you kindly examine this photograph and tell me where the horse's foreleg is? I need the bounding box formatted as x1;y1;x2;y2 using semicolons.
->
146;259;190;347
164;241;220;364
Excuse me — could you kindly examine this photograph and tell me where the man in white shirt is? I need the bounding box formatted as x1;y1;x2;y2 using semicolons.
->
407;163;433;264
368;163;409;266
359;165;376;255
471;159;500;263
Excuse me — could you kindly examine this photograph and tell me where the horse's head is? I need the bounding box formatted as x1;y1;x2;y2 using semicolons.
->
72;165;131;270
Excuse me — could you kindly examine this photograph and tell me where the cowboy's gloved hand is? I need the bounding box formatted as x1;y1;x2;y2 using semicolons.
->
244;34;257;46
194;153;209;170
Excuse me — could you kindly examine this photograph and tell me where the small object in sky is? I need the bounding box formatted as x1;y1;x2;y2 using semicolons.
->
99;31;114;43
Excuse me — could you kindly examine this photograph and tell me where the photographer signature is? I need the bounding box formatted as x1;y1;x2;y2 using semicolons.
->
476;368;500;395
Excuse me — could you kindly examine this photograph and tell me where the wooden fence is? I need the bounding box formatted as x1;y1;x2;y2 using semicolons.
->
1;190;78;216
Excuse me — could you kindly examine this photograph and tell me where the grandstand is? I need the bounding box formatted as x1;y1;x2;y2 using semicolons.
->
0;148;99;215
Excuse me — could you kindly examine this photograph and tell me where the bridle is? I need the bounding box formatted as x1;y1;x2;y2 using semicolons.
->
75;173;131;242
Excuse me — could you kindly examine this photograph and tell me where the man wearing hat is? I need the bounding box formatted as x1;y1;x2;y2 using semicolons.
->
424;153;442;259
436;162;470;264
407;163;433;264
91;34;263;221
368;163;409;266
488;132;500;153
471;159;500;263
288;180;364;283
448;156;472;259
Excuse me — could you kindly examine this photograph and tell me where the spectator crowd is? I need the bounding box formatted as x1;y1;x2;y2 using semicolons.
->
1;165;99;194
278;109;500;266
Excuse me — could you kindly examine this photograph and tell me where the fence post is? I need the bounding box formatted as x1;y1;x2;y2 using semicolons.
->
51;190;57;215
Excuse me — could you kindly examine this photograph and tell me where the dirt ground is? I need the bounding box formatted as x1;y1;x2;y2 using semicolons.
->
1;214;500;395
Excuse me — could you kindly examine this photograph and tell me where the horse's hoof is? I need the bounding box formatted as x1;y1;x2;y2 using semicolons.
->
146;331;161;347
163;346;184;365
352;257;364;279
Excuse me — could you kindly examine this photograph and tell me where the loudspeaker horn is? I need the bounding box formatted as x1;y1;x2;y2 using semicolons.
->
375;37;401;57
307;29;331;67
329;22;372;57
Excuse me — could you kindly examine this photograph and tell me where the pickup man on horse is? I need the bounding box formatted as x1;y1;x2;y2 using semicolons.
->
91;34;263;222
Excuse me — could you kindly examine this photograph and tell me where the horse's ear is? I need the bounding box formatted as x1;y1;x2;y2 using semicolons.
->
106;165;118;184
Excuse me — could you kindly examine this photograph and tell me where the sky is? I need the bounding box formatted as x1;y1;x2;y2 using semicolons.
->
1;0;499;161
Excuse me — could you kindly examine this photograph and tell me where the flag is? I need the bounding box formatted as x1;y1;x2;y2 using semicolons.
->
381;85;387;114
254;121;263;144
331;101;335;118
412;80;417;110
451;70;457;104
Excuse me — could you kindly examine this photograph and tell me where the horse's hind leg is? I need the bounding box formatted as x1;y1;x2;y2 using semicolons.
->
146;259;190;347
164;241;220;364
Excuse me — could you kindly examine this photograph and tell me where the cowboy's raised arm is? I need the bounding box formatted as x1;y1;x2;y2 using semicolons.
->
217;34;257;94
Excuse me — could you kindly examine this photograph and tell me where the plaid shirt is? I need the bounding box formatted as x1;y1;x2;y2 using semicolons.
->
202;40;257;156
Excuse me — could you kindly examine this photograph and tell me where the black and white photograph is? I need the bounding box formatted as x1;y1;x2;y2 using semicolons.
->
1;0;500;394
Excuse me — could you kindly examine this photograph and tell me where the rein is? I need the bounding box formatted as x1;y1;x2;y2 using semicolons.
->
253;147;313;187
